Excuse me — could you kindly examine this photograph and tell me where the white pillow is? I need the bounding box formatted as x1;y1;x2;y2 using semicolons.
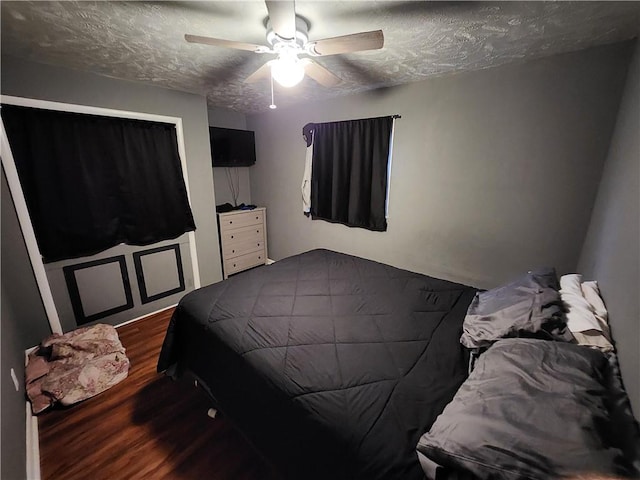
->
581;281;611;339
571;331;613;352
560;274;613;352
560;274;602;332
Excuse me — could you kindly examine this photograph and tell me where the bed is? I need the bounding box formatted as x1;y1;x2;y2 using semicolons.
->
158;249;477;479
157;249;640;479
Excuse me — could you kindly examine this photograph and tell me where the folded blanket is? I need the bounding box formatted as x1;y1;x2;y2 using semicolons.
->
25;324;129;414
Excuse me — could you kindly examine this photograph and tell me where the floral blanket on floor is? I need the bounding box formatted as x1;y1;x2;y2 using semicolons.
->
26;324;130;414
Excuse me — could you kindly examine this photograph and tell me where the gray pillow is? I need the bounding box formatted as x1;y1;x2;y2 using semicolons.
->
460;268;567;349
417;338;637;479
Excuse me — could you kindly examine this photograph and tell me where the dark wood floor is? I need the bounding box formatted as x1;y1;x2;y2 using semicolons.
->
38;308;280;480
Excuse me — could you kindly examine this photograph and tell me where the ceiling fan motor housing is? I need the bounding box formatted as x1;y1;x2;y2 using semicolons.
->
266;16;309;51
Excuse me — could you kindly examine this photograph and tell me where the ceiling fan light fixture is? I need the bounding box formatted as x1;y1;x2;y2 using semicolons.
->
185;2;385;97
271;54;305;88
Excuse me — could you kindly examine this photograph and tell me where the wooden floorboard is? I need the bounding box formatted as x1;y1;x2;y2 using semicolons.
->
38;308;280;480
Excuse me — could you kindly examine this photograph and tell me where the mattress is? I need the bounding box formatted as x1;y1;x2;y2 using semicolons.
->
158;249;477;479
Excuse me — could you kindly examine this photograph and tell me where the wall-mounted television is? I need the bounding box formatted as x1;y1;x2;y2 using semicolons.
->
209;126;256;167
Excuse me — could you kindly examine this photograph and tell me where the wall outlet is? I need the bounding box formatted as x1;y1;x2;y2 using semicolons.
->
10;368;20;392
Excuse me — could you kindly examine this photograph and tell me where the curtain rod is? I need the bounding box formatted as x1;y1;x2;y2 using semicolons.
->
302;115;401;146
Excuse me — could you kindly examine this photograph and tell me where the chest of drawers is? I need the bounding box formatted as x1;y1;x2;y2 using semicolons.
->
217;207;267;279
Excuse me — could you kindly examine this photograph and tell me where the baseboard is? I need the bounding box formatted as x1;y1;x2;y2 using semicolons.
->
26;401;41;479
114;303;177;329
25;347;41;480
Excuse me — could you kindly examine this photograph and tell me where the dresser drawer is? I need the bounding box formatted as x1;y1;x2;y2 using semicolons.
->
221;224;264;245
222;237;264;259
224;251;265;276
219;210;264;231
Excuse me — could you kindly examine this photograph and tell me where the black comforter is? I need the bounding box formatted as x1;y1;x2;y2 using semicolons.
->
158;249;477;479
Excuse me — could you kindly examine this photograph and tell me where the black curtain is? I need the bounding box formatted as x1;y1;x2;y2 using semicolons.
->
310;116;393;232
2;104;196;263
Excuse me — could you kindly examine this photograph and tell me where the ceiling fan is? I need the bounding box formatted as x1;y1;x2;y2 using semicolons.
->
184;0;384;91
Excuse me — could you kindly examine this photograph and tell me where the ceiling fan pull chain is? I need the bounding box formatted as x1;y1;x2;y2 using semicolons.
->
269;73;277;110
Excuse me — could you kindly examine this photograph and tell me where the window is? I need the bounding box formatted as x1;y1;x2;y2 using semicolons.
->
1;104;195;262
309;115;395;232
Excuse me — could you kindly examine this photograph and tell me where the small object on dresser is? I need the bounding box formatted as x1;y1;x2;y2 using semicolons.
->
216;202;235;213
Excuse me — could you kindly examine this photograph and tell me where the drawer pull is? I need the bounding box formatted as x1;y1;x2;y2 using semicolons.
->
256;229;259;233
233;263;236;267
230;221;233;224
255;216;259;219
232;249;235;253
258;256;261;259
231;235;234;239
257;243;260;247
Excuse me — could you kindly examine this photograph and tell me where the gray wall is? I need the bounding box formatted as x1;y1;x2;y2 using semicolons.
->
1;55;223;288
208;107;252;206
1;168;50;480
578;41;640;417
247;42;632;289
1;170;50;344
1;286;27;480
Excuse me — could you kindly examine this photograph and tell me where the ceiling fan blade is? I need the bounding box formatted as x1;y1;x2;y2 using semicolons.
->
185;34;263;52
265;0;296;39
301;59;341;87
310;30;384;56
244;61;274;84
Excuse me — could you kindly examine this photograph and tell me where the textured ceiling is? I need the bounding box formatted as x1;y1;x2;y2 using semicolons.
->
2;1;639;114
